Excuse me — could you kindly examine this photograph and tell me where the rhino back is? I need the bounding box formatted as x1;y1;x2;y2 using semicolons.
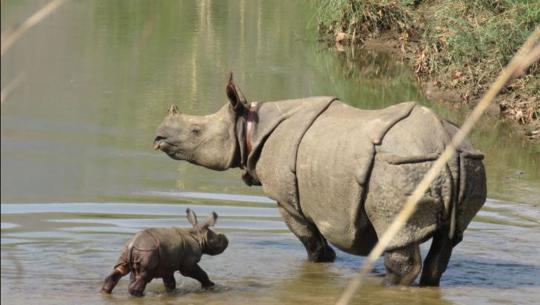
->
365;105;486;250
254;97;336;210
132;228;201;272
295;101;415;254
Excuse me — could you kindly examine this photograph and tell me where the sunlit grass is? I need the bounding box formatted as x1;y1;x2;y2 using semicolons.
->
316;0;540;114
317;0;413;42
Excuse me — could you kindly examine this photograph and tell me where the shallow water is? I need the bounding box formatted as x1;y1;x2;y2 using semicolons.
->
2;199;539;305
1;1;539;305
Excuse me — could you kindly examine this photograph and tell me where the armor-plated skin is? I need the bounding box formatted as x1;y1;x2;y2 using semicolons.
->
101;209;228;296
153;74;486;286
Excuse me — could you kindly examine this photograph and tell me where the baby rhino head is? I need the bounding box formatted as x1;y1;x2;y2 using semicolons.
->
186;208;229;256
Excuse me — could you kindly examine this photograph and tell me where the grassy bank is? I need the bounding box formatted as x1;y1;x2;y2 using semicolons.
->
317;0;540;138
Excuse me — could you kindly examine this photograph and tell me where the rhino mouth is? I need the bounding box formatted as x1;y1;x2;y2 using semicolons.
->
153;137;172;149
153;137;177;154
154;138;189;161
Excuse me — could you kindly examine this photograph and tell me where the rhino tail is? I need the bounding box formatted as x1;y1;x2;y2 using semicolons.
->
449;156;459;241
448;192;456;241
124;232;142;272
111;244;133;276
127;240;135;269
449;151;473;242
451;151;487;246
441;156;459;242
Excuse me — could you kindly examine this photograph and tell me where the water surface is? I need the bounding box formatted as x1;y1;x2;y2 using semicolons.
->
1;1;539;305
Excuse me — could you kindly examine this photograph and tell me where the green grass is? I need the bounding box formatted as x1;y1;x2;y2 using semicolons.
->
317;0;413;42
423;0;540;71
318;0;539;72
316;0;539;125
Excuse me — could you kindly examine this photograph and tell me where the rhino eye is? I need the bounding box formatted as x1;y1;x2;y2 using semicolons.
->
191;126;201;135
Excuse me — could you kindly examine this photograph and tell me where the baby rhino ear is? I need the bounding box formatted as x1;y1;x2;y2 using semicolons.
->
186;208;198;227
203;212;218;229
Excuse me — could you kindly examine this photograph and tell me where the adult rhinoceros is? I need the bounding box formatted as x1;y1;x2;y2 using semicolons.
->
153;74;486;286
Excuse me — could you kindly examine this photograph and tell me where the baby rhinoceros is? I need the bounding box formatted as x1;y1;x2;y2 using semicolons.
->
101;208;228;296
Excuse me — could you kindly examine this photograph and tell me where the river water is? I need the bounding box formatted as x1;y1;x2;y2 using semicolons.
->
1;1;539;305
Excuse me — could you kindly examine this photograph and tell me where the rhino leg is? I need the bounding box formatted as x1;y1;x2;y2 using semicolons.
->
129;272;135;285
127;248;159;296
128;272;151;297
162;274;176;291
180;263;215;288
102;247;131;294
419;225;453;286
383;243;421;286
277;204;335;262
101;264;129;294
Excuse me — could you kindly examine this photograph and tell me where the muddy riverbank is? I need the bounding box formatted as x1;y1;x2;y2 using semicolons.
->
317;0;540;139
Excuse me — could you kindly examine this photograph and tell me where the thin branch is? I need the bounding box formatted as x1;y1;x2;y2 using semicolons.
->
336;25;540;305
1;73;25;104
1;0;68;56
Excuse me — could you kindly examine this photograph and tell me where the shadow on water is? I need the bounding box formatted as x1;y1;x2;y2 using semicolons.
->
445;256;540;288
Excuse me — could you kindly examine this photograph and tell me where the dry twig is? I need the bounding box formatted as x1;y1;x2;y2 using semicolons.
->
1;0;68;56
0;73;25;104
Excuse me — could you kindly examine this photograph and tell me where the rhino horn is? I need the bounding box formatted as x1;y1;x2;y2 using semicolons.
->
168;104;180;115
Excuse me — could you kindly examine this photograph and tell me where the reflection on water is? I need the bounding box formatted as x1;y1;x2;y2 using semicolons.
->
1;1;539;305
324;49;540;205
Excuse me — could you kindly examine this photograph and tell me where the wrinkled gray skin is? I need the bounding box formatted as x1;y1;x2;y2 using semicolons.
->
154;74;486;287
101;209;228;296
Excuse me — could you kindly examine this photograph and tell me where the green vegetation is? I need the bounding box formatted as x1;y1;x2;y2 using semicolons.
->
317;0;540;131
317;0;413;41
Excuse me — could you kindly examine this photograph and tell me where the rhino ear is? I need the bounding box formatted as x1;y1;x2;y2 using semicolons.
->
202;211;218;229
186;208;198;227
226;72;249;114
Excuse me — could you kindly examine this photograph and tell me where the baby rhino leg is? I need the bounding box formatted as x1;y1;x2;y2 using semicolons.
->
128;272;152;297
180;263;214;289
102;249;130;294
128;248;159;296
162;274;176;292
383;243;421;286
